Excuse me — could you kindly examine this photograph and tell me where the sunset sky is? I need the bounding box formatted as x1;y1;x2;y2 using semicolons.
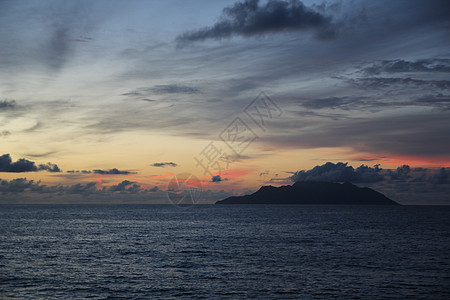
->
1;0;449;204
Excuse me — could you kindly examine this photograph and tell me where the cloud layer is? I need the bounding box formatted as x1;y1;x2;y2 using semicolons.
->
290;162;450;185
288;162;450;204
291;162;384;183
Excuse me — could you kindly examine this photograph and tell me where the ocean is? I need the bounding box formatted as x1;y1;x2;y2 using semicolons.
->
1;204;449;299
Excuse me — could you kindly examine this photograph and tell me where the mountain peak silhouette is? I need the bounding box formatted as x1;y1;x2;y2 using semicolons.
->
216;181;399;205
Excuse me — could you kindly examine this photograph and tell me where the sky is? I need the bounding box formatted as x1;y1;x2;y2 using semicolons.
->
1;0;449;204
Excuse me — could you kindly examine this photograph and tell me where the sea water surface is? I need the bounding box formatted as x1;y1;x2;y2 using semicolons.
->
1;204;449;299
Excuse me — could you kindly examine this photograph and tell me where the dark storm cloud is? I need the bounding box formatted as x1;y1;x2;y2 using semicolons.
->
177;0;335;45
361;59;450;75
151;162;178;168
290;162;384;183
93;168;136;175
0;154;61;173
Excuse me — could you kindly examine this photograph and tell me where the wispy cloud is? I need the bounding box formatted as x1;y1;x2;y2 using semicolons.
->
360;59;450;75
350;77;450;90
151;85;199;94
151;162;178;168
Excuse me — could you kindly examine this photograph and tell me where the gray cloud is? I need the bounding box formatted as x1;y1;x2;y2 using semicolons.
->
291;162;384;183
151;85;199;94
108;180;141;193
290;162;450;186
299;97;365;110
0;178;133;196
433;168;449;184
416;94;450;104
0;154;61;173
211;175;227;183
121;91;143;97
37;163;61;173
0;178;95;196
361;59;450;75
0;177;234;204
0;178;42;194
93;168;136;175
177;0;335;45
386;165;411;181
286;163;450;204
0;100;16;109
350;77;450;90
120;85;199;104
67;170;92;174
149;186;160;192
266;109;450;158
23;151;59;158
151;162;178;168
63;182;98;196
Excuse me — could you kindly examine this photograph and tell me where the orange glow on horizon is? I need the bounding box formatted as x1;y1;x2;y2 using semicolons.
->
349;153;450;168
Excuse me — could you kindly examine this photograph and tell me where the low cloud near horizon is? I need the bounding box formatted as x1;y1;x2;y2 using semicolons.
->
0;154;61;173
287;162;450;205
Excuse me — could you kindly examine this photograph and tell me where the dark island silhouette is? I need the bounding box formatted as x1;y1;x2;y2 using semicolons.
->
216;181;399;205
